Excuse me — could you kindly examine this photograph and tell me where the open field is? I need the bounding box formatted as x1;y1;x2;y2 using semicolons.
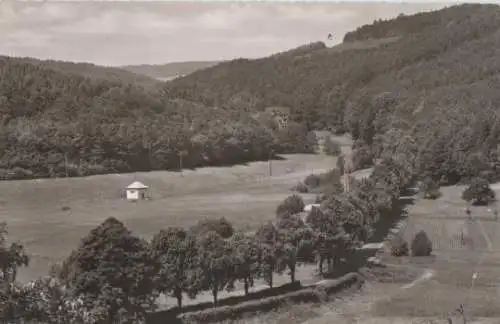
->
0;152;339;284
321;36;401;54
371;184;500;320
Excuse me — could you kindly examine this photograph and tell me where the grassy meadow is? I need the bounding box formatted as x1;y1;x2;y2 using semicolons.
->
0;152;338;284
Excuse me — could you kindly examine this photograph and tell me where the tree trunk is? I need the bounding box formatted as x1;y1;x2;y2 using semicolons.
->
244;278;249;295
268;271;274;288
289;264;296;283
212;289;218;306
318;256;324;275
175;287;183;309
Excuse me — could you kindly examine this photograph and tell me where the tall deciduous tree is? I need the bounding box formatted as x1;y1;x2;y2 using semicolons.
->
57;217;158;323
276;214;316;283
306;207;346;275
192;231;234;306
276;195;305;218
149;227;198;309
255;222;283;288
229;231;261;296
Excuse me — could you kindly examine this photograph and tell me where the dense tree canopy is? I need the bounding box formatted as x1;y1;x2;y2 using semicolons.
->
164;4;500;184
0;57;314;180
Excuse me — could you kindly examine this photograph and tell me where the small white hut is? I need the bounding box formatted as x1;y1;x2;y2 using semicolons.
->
125;181;149;201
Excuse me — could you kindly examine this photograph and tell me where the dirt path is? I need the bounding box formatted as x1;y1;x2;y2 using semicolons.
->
301;263;436;324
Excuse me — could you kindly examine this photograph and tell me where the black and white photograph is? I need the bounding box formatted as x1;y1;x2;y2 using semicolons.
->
1;1;499;323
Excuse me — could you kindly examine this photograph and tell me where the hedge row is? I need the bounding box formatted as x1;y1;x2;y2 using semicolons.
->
178;273;363;323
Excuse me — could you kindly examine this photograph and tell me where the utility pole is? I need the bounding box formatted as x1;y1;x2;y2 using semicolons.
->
64;152;69;178
343;151;352;193
268;149;273;177
178;150;187;176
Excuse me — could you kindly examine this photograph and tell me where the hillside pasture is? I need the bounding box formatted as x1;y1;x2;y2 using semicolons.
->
0;153;338;284
321;36;401;54
370;183;500;322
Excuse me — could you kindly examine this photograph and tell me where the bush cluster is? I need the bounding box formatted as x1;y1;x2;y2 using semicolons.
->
179;273;362;323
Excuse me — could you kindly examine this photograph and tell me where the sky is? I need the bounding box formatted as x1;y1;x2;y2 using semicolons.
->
0;1;453;66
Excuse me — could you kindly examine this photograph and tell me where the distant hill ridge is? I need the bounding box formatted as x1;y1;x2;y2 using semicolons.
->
121;61;221;80
0;55;161;90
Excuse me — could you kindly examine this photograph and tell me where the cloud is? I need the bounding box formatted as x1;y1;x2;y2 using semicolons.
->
4;30;53;48
0;2;450;66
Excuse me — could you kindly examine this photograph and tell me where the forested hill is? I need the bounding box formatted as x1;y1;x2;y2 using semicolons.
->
121;61;221;80
1;56;162;90
165;4;500;185
0;58;315;180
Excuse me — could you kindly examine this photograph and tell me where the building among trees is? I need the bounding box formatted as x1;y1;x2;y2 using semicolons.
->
265;106;290;130
125;181;149;201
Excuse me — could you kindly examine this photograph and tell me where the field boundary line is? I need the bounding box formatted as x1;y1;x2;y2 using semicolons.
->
300;266;435;324
476;219;493;252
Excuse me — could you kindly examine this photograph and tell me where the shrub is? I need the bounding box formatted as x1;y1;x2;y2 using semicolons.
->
320;168;342;184
292;181;309;193
304;174;321;188
411;230;432;257
318;272;363;294
190;217;234;238
180;288;319;323
178;273;362;323
419;177;442;200
337;155;345;175
276;194;305;218
323;137;342;156
313;284;328;303
461;177;496;206
315;195;325;203
423;188;441;200
390;235;409;257
351;145;375;171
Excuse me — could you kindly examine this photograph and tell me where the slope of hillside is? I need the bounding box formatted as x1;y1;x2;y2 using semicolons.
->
2;56;162;90
0;58;315;180
165;3;500;184
121;61;220;80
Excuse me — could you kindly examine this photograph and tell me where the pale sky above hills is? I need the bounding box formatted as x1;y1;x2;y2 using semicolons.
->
0;1;451;66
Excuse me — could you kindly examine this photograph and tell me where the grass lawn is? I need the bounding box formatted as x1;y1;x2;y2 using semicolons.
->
371;184;500;321
0;153;338;284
